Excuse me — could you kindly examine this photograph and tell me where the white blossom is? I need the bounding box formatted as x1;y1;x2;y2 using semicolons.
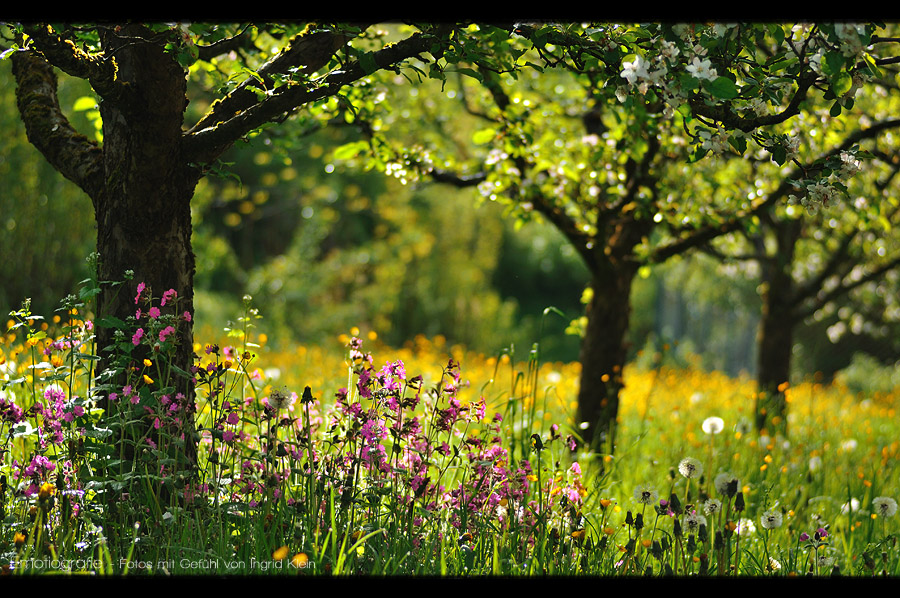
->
686;55;717;81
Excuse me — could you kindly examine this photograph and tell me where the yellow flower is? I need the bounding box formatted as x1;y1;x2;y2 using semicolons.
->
291;553;309;568
272;545;289;561
39;482;56;499
143;374;154;385
143;358;153;367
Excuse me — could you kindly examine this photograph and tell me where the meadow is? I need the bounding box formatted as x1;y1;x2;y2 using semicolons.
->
1;287;898;577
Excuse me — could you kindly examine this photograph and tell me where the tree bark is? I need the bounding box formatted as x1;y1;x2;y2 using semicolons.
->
754;219;800;436
576;258;639;453
94;27;200;472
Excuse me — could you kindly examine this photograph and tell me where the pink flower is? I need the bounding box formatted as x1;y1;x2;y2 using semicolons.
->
161;289;177;306
183;311;192;322
159;325;175;342
135;282;146;304
148;306;160;319
223;430;235;442
132;328;144;346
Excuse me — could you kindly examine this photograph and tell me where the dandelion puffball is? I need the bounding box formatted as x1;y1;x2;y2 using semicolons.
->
702;416;724;435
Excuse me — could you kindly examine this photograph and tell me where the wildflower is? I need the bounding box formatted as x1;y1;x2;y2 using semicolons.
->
683;511;707;534
148;306;160;319
161;289;177;306
714;472;739;497
132;328;144;346
134;282;145;304
633;484;658;505
159;326;176;342
841;498;860;514
702;416;724;435
736;518;756;536
703;498;722;517
272;545;289;561
872;496;898;518
760;508;783;529
268;388;295;411
678;457;703;479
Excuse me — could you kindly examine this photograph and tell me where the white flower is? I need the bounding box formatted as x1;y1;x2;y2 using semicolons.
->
838;151;862;179
808;456;822;472
658;39;680;60
736;518;756;536
872;496;898;518
683;511;707;533
267;387;295;411
686;55;717;81
633;484;659;505
714;472;740;497
760;508;783;529
702;416;724;435
678;457;704;479
621;55;650;85
703;498;723;517
841;498;860;514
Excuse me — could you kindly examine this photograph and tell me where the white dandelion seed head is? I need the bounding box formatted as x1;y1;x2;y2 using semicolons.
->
678;457;704;479
633;484;659;505
714;472;739;496
703;498;723;516
683;511;707;533
702;416;725;435
841;498;860;514
267;387;295;411
760;508;783;529
872;496;898;518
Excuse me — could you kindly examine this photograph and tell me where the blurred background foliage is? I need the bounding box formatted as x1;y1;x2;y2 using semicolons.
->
2;49;899;386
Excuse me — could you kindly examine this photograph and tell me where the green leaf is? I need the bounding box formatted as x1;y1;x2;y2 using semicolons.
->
472;128;497;145
703;76;738;100
822;51;845;76
359;52;379;75
95;315;127;330
772;145;787;166
830;71;853;97
332;140;369;161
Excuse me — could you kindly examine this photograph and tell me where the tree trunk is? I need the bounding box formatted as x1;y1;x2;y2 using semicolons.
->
755;219;800;436
92;28;200;476
576;260;638;453
755;296;794;435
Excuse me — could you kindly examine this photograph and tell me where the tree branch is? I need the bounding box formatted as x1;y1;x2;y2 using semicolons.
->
21;23;128;104
11;48;104;204
183;29;436;165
